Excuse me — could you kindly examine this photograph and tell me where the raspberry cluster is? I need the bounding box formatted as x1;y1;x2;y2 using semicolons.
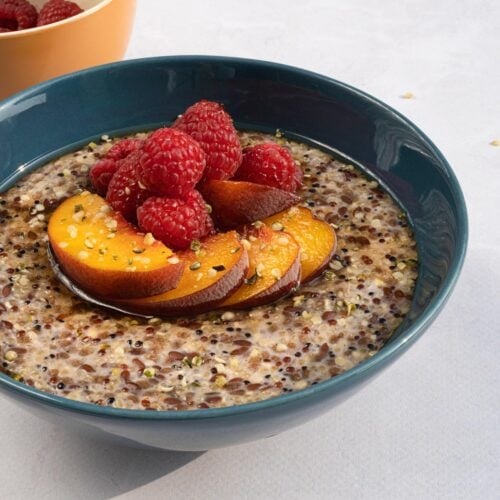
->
0;0;82;33
89;100;303;250
91;128;214;250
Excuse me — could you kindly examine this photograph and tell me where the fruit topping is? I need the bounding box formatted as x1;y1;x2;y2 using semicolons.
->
265;206;336;282
200;180;300;230
48;193;183;299
235;142;303;192
221;224;301;308
89;159;118;197
137;190;213;251
90;138;143;196
113;231;249;316
106;138;143;161
173;100;242;182
106;151;153;223
138;128;206;198
56;99;338;316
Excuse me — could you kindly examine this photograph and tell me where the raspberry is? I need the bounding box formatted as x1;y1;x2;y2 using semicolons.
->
138;128;205;198
173;100;242;181
37;0;82;26
0;0;37;31
106;138;143;162
89;138;142;196
235;142;303;192
89;159;116;196
204;212;216;236
137;191;213;251
106;152;153;223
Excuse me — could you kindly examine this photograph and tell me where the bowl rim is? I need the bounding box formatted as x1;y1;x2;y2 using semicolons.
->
0;55;468;421
0;0;112;39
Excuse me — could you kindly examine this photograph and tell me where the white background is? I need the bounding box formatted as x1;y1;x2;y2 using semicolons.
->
1;1;499;498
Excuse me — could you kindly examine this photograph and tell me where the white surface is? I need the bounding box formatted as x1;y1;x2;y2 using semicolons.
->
2;1;499;498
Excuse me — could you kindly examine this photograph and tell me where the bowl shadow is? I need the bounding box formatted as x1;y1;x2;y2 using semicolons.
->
1;405;203;499
69;432;204;499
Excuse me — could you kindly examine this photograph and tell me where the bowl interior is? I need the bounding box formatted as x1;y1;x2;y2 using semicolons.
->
0;56;467;416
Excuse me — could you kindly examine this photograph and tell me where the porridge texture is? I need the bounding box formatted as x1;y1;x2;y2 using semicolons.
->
0;131;418;410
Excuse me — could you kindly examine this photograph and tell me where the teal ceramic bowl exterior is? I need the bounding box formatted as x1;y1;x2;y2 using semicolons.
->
0;56;467;451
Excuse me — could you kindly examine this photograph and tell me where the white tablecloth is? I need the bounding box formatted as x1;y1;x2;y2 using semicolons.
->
1;1;499;498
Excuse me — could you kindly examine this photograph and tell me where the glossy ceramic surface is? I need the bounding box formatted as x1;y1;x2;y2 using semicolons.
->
0;56;467;451
0;0;136;100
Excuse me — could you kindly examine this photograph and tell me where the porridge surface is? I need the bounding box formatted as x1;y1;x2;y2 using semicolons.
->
0;131;418;410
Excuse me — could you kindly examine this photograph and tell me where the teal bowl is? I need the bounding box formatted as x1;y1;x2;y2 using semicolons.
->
0;56;467;451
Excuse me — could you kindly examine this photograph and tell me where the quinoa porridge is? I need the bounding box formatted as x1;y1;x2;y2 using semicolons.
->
0;131;418;410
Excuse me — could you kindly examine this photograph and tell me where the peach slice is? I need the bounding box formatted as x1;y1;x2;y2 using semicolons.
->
264;206;337;282
221;225;301;309
48;192;183;299
200;180;300;230
113;231;249;316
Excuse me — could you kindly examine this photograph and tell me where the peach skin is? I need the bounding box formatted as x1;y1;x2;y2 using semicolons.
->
113;232;249;316
200;180;300;230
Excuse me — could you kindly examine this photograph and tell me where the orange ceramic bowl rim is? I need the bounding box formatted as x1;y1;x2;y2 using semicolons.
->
0;0;112;38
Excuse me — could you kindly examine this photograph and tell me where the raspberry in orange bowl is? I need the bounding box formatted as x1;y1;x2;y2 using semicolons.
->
0;0;136;100
0;57;467;451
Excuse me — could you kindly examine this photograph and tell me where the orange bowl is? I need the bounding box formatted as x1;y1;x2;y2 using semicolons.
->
0;0;136;101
